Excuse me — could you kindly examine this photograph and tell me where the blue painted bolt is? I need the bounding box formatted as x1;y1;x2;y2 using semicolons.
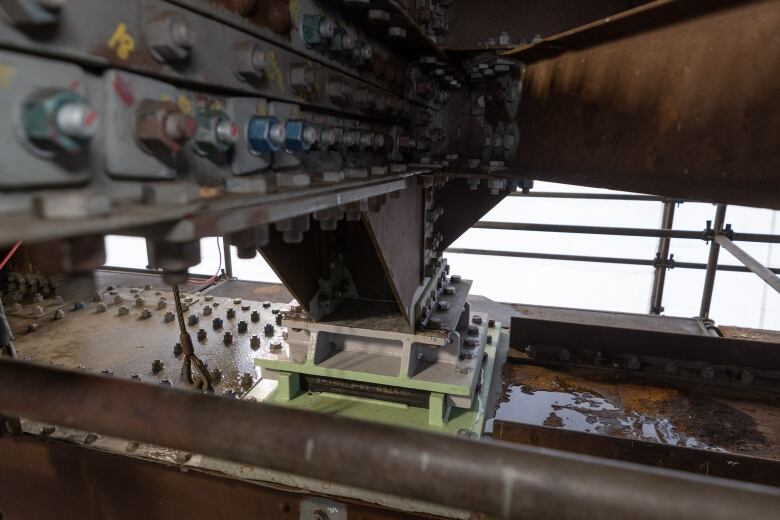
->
283;120;317;152
246;116;285;153
212;317;223;330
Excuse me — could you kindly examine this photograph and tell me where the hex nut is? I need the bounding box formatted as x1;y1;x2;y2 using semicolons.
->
135;100;196;156
247;116;285;153
233;41;266;82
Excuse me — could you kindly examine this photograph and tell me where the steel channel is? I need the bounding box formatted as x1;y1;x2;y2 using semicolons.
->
716;235;780;294
649;202;676;314
508;315;780;370
1;359;778;520
699;205;727;319
492;420;780;487
0;434;430;520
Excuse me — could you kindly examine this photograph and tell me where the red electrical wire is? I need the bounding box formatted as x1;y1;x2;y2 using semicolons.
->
0;241;22;271
187;236;223;285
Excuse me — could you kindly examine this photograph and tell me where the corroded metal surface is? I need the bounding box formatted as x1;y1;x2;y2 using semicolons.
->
493;420;780;487
0;434;435;520
8;285;288;396
364;184;424;326
489;364;780;460
508;0;780;209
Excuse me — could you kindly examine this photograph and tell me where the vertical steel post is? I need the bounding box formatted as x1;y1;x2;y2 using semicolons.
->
222;235;233;279
649;202;676;314
699;204;727;320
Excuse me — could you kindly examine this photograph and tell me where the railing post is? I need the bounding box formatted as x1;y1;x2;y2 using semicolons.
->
649;202;676;314
699;204;727;320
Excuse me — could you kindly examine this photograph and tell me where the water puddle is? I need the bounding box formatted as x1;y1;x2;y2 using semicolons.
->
487;364;771;454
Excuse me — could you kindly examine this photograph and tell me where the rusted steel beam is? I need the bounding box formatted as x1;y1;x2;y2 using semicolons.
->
0;360;779;519
493;421;780;487
0;435;422;520
508;0;780;209
509;315;780;370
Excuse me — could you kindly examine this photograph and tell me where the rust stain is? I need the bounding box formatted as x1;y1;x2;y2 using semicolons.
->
492;364;777;459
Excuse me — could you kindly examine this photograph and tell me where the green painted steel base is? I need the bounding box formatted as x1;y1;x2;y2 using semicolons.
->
257;324;505;437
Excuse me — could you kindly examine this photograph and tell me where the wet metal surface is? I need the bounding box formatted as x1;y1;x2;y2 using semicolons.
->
488;364;780;459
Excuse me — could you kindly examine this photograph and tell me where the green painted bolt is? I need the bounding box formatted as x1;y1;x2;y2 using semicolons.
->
22;89;98;155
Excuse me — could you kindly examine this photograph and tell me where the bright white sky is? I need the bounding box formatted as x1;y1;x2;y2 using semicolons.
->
105;181;780;331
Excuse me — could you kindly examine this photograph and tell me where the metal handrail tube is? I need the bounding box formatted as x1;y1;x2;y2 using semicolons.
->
0;360;778;520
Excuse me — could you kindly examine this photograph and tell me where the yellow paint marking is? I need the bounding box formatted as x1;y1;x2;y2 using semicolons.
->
289;0;302;24
177;95;193;115
107;22;136;61
0;64;15;88
266;51;285;91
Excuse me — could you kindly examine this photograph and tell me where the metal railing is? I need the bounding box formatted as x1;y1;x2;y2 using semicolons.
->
448;194;780;319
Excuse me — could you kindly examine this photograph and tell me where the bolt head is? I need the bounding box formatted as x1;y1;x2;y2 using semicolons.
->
145;14;194;62
233;42;266;82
